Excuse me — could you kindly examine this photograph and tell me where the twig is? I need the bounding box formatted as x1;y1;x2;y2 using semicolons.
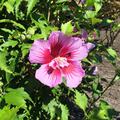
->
86;73;117;114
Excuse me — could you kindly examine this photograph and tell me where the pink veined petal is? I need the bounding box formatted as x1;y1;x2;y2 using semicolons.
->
69;45;89;60
29;40;52;64
35;64;62;87
60;37;89;61
49;31;60;48
48;31;72;57
62;62;85;88
48;31;62;57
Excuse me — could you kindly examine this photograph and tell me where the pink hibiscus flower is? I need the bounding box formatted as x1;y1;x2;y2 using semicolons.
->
29;31;94;88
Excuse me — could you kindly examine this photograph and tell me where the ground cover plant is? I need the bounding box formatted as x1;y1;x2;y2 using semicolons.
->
0;0;120;120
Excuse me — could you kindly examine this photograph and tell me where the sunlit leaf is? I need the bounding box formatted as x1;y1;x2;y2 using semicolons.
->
56;0;68;3
85;11;96;18
0;28;13;34
21;43;31;58
1;40;18;48
60;104;69;120
4;87;32;108
0;106;18;120
42;99;58;120
74;90;88;112
61;21;74;35
27;0;38;16
88;100;116;120
15;0;22;18
94;0;102;13
107;47;117;59
0;19;25;30
6;50;19;82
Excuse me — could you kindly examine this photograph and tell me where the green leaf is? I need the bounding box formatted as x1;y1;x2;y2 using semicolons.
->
0;19;25;30
27;0;38;16
88;100;115;120
60;104;69;120
56;0;68;3
42;99;58;120
6;50;19;83
0;50;13;74
94;0;102;13
4;87;32;108
74;90;88;112
4;0;15;14
114;75;120;81
31;17;55;39
85;10;96;18
0;0;6;10
0;28;13;34
0;106;19;120
1;40;18;48
27;26;36;35
31;34;44;40
107;47;117;59
92;18;102;25
15;0;22;18
21;43;32;58
61;21;74;35
86;0;94;6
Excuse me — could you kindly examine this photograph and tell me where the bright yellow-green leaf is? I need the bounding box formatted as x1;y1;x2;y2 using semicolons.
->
27;0;38;16
4;87;32;108
74;90;88;112
1;40;18;48
0;19;25;30
60;104;69;120
0;106;19;120
61;21;74;35
107;47;117;58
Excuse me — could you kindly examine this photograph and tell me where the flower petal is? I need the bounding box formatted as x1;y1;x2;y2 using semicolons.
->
29;40;52;64
48;31;71;57
35;64;62;87
70;44;89;60
86;43;95;51
62;62;85;88
60;37;89;60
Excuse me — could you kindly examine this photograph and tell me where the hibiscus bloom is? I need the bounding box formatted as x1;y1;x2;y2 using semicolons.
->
29;31;94;88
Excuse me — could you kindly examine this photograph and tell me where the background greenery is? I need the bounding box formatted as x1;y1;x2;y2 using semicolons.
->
0;0;120;120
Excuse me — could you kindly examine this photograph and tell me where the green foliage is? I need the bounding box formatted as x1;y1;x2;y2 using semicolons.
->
74;90;88;112
88;100;116;120
60;104;69;120
21;43;31;59
0;0;119;119
4;0;16;14
15;0;22;18
4;87;32;108
27;0;38;16
0;50;13;74
43;99;58;120
61;21;74;35
43;99;69;120
56;0;68;3
0;106;28;120
0;106;19;120
0;19;25;30
0;40;18;48
107;47;117;59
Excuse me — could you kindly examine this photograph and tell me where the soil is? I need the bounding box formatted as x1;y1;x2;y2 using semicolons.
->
97;17;120;118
